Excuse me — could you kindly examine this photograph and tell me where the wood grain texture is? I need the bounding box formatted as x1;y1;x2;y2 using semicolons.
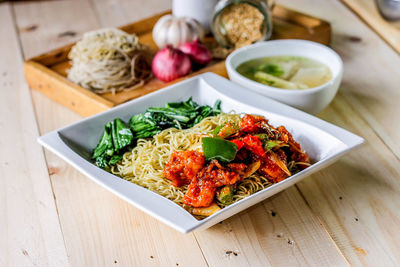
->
58;0;349;265
281;0;400;172
24;61;114;117
195;187;349;266
90;0;171;28
15;0;349;266
10;0;400;266
14;0;99;60
91;1;348;265
279;0;400;265
14;1;208;267
0;3;68;267
272;5;331;44
341;0;400;54
298;94;400;266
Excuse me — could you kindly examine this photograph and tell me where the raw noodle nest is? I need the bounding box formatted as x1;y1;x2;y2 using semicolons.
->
68;28;152;94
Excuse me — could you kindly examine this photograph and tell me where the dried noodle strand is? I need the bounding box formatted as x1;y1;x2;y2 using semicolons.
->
68;28;151;94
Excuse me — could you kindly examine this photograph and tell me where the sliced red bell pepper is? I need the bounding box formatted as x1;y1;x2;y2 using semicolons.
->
230;139;244;150
242;135;265;157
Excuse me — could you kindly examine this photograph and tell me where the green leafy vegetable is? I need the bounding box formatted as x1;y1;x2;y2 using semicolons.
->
259;63;284;77
129;113;161;139
92;118;133;169
92;98;222;169
147;107;195;123
92;125;113;159
129;97;221;132
112;118;134;150
144;98;221;129
95;156;109;169
202;137;238;163
213;100;222;113
109;155;123;165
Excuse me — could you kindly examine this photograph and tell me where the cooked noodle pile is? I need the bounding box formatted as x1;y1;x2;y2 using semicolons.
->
111;113;273;208
68;28;151;94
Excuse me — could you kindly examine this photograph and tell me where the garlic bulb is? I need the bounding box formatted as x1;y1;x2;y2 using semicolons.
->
152;15;205;49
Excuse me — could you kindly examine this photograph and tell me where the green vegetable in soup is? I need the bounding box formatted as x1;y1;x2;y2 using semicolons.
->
258;63;284;77
254;71;298;89
236;56;332;90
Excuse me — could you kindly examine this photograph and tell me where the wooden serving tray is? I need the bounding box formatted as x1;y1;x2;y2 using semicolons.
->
24;5;331;117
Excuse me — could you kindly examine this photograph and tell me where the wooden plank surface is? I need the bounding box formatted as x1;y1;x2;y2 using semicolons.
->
194;187;348;266
279;0;400;265
13;1;208;267
300;95;400;266
13;0;350;266
5;0;400;266
69;1;349;265
341;0;400;54
24;61;114;117
281;0;400;162
0;3;69;267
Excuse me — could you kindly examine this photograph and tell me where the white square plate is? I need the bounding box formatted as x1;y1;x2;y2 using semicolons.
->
38;73;364;233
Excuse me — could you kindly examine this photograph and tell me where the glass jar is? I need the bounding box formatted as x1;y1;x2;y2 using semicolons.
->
211;0;273;49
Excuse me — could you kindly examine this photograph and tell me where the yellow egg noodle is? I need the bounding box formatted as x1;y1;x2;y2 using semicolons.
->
111;113;273;210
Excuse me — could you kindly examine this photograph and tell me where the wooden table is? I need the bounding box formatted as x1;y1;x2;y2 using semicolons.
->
2;0;400;266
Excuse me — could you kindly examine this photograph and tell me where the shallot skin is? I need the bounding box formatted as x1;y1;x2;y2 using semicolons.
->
179;40;212;66
152;46;192;82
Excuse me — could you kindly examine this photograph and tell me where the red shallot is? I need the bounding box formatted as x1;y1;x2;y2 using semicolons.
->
179;39;212;66
152;45;192;82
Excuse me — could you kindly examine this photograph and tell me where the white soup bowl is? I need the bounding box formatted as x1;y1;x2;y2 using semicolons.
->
226;40;343;114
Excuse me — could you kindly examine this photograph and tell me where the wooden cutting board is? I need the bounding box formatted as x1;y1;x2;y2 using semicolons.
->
342;0;400;54
24;5;331;117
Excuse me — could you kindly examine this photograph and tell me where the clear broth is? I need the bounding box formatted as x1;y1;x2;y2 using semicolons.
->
236;56;333;90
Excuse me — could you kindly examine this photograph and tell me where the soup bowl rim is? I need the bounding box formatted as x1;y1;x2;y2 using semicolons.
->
225;39;343;95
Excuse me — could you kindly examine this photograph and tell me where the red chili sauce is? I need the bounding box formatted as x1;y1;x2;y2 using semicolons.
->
163;114;310;208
